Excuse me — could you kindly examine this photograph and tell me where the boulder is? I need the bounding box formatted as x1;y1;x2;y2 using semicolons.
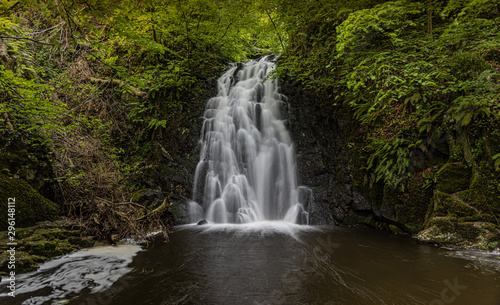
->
434;163;471;194
197;219;208;225
0;175;58;230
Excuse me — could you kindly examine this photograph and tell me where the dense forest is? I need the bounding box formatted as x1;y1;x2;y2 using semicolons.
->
1;0;499;272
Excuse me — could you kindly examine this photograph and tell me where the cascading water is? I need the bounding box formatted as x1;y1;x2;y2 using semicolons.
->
191;57;309;224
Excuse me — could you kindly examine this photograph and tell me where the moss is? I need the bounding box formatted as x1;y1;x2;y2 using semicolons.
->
0;139;55;198
389;224;403;233
404;223;423;234
418;216;500;249
0;250;46;274
68;236;94;248
39;228;81;240
457;167;500;215
131;189;148;203
434;163;471;194
454;222;482;241
0;220;97;275
417;223;462;244
432;191;478;218
382;185;398;217
130;188;164;207
396;173;433;226
0;174;59;230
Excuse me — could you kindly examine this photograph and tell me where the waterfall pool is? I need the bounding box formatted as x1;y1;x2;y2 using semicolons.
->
2;224;499;305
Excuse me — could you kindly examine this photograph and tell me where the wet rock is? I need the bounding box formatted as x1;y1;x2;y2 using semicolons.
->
418;216;500;250
170;200;190;225
417;224;462;244
197;219;208;225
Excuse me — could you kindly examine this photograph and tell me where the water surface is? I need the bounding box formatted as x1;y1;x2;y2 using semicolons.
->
3;224;498;305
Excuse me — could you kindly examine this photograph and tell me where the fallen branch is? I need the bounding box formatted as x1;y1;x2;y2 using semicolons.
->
88;77;148;99
0;35;53;46
135;200;171;222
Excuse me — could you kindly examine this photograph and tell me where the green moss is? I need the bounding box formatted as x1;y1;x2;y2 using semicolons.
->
396;173;433;226
131;189;148;203
389;224;403;233
454;222;482;241
0;220;97;275
404;223;423;234
68;236;94;248
382;185;398;216
0;250;46;274
432;191;478;218
419;216;500;249
39;228;81;240
458;168;500;215
434;163;471;194
0;174;59;230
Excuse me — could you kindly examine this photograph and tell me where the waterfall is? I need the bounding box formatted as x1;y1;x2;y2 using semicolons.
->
191;57;308;224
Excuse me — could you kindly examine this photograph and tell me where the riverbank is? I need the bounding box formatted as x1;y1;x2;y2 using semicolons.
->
0;218;99;275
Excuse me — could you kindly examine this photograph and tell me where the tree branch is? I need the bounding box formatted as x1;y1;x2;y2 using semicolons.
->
266;9;285;51
88;77;148;99
0;36;53;45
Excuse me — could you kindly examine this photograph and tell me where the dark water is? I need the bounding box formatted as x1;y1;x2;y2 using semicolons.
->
2;223;500;305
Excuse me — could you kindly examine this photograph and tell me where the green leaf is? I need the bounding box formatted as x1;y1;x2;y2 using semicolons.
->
461;112;472;126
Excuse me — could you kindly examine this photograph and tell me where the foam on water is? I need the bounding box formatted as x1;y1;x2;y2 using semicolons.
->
0;244;142;305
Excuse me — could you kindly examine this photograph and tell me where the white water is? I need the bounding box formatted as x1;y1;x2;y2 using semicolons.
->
192;57;308;224
0;245;141;305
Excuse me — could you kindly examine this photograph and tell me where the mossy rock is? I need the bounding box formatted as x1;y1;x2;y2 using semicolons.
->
68;236;95;248
0;218;98;275
403;223;423;234
39;228;81;240
395;173;433;226
434;163;471;194
417;223;462;244
418;216;500;249
0;175;58;230
0;250;46;274
18;236;88;258
430;191;478;219
0;139;55;198
388;224;403;233
456;168;500;215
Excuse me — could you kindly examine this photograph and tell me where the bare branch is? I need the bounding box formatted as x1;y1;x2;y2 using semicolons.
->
0;36;53;45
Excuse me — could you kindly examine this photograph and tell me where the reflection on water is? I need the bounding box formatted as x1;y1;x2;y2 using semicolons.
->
1;225;499;305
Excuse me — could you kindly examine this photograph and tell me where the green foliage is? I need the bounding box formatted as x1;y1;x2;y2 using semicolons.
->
336;1;425;57
493;153;500;171
276;0;500;190
366;136;416;190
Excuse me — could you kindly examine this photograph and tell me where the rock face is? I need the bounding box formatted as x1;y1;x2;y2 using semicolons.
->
280;77;361;226
280;77;500;250
420;163;500;249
